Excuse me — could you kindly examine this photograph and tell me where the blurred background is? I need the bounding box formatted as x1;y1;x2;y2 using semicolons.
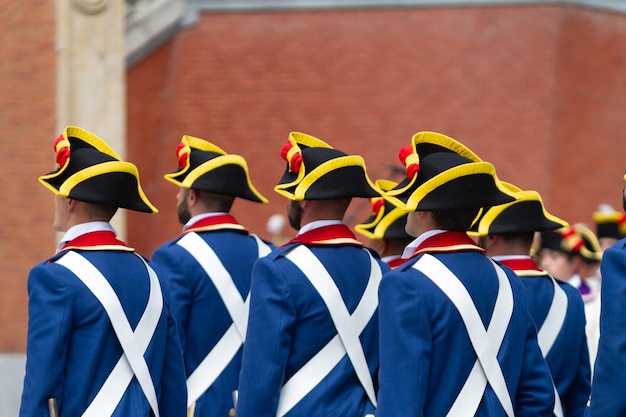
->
2;0;626;413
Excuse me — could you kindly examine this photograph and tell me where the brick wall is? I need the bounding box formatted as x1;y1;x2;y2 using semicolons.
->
2;2;625;352
127;5;626;256
0;1;56;351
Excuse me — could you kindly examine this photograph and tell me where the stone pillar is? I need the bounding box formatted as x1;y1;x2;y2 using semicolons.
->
55;0;127;238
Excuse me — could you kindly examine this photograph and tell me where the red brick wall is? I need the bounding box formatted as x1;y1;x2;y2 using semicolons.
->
127;5;626;256
0;1;56;351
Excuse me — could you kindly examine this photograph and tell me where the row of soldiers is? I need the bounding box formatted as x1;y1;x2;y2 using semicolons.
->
18;126;626;416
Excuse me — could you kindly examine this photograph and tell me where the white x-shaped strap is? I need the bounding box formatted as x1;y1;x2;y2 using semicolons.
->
536;276;568;417
414;254;515;417
278;245;381;416
56;251;162;417
177;232;271;406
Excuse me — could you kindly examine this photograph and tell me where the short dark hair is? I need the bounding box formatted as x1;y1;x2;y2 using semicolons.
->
431;208;481;231
85;202;118;221
196;190;236;212
498;232;535;247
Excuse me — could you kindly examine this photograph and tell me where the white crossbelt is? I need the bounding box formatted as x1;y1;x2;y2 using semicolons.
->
278;245;381;416
56;251;162;417
414;254;515;417
536;276;568;417
177;232;272;407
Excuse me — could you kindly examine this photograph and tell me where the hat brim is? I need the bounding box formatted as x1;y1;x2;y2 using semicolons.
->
470;190;568;236
385;161;516;211
165;154;268;203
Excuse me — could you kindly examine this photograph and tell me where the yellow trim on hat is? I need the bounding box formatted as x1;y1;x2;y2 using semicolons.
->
593;210;624;223
184;135;227;154
389;131;484;199
355;179;408;240
275;154;380;201
48;126;122;180
471;188;566;236
177;154;268;203
413;131;482;161
573;223;603;261
385;161;512;211
275;132;334;193
39;161;158;213
65;126;121;159
354;203;386;240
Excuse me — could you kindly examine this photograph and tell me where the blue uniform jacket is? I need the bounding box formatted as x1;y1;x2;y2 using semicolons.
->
236;225;390;417
152;223;274;417
20;247;187;417
498;257;590;417
588;238;626;416
376;232;555;417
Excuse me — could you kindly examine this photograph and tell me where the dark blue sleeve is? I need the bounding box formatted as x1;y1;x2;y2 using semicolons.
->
19;263;72;417
376;269;430;417
152;243;193;352
236;255;297;417
589;244;626;416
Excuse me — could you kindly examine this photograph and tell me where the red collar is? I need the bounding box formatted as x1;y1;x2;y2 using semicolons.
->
60;231;132;252
410;231;483;258
286;224;363;247
387;256;409;268
183;214;247;234
497;257;543;273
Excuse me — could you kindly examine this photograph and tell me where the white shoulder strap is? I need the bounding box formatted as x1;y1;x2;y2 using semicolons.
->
177;231;271;407
56;251;162;417
414;254;515;417
278;245;381;416
536;276;568;417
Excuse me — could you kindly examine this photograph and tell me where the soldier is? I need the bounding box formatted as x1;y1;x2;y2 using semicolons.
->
355;179;413;268
20;126;186;417
151;135;273;417
537;225;602;366
236;132;390;417
376;131;554;416
473;183;591;417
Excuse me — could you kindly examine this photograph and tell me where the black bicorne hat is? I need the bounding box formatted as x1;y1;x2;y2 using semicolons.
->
593;205;626;240
39;126;157;213
470;182;568;236
164;135;268;203
539;224;603;262
355;179;412;240
274;132;382;201
384;131;516;211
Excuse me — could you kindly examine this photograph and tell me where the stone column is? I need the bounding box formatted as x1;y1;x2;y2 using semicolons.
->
55;0;127;238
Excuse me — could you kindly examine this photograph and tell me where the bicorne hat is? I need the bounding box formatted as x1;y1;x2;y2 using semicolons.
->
355;179;411;240
470;182;568;236
164;135;268;203
384;131;516;211
592;204;626;240
39;126;157;213
274;132;382;201
539;224;603;262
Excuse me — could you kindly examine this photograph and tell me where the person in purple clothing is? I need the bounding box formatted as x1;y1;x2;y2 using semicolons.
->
20;126;186;417
151;135;273;417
